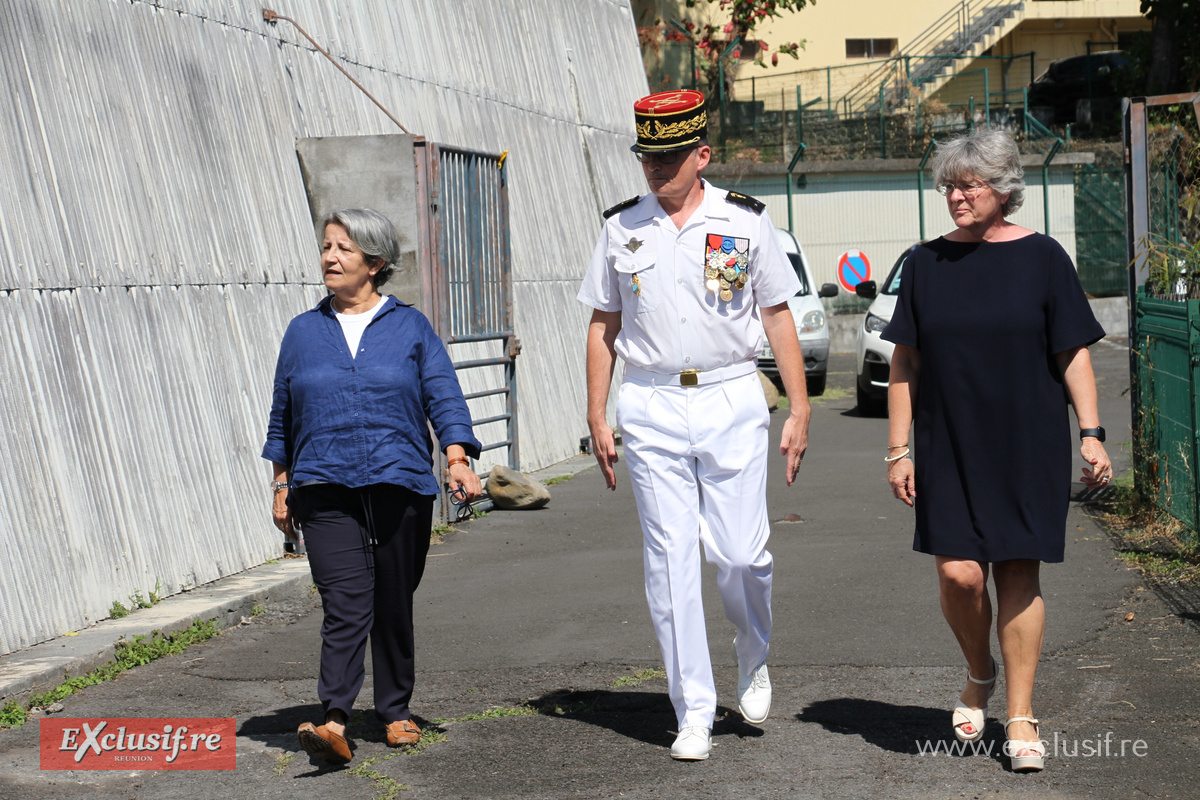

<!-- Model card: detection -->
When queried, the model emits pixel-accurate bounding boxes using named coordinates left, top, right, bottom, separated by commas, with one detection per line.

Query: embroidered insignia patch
left=704, top=234, right=749, bottom=301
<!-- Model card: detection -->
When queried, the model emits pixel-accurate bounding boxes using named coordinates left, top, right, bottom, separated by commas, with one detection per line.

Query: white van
left=759, top=228, right=839, bottom=395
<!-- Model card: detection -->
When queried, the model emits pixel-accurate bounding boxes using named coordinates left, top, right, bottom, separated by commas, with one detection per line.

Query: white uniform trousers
left=617, top=370, right=773, bottom=730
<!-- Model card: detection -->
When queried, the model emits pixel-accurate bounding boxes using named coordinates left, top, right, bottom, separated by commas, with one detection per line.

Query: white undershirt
left=334, top=295, right=387, bottom=359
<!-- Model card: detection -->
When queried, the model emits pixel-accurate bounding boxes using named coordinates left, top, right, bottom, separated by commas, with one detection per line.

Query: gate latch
left=507, top=337, right=523, bottom=359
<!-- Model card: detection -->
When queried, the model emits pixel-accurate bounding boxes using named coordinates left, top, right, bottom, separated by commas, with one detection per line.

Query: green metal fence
left=1129, top=95, right=1200, bottom=541
left=1075, top=164, right=1126, bottom=297
left=1134, top=290, right=1200, bottom=537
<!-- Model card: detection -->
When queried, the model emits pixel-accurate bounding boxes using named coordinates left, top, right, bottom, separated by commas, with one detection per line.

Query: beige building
left=636, top=0, right=1148, bottom=112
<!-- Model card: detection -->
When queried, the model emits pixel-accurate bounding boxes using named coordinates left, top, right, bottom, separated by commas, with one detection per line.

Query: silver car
left=760, top=228, right=839, bottom=395
left=854, top=246, right=914, bottom=415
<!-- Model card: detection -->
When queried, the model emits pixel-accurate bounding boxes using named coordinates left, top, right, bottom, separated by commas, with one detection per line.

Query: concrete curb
left=0, top=559, right=313, bottom=703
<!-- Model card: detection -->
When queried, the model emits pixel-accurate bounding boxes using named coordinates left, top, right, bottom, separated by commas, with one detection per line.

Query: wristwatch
left=271, top=480, right=291, bottom=493
left=1079, top=427, right=1106, bottom=442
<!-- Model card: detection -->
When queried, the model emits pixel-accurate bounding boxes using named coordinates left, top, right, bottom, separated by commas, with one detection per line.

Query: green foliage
left=271, top=752, right=293, bottom=778
left=347, top=757, right=409, bottom=798
left=251, top=604, right=267, bottom=617
left=1093, top=471, right=1200, bottom=584
left=434, top=705, right=537, bottom=724
left=1140, top=234, right=1200, bottom=298
left=394, top=727, right=448, bottom=754
left=6, top=619, right=220, bottom=728
left=1130, top=0, right=1200, bottom=94
left=109, top=600, right=130, bottom=619
left=544, top=474, right=574, bottom=486
left=0, top=701, right=27, bottom=728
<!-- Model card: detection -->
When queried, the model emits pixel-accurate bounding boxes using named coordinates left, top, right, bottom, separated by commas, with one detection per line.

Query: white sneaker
left=669, top=726, right=711, bottom=760
left=737, top=661, right=772, bottom=724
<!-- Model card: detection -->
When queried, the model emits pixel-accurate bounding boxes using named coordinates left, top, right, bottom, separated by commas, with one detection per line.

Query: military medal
left=625, top=237, right=644, bottom=253
left=704, top=233, right=750, bottom=302
left=631, top=273, right=641, bottom=295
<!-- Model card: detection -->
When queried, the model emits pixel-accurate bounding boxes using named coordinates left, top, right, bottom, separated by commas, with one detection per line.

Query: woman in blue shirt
left=263, top=208, right=482, bottom=764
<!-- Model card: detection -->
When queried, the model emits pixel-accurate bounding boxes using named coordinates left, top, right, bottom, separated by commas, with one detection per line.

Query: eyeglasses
left=936, top=181, right=991, bottom=197
left=448, top=484, right=476, bottom=522
left=634, top=147, right=696, bottom=165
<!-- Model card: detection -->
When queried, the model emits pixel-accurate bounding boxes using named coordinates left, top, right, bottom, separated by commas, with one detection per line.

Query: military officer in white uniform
left=578, top=90, right=811, bottom=761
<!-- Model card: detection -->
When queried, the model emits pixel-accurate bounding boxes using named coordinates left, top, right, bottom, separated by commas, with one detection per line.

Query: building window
left=846, top=38, right=898, bottom=58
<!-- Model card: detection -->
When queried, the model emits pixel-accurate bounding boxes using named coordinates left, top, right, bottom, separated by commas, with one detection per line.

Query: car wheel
left=856, top=382, right=886, bottom=417
left=806, top=372, right=826, bottom=396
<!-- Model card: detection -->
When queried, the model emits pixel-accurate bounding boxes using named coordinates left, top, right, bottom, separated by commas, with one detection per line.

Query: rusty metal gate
left=416, top=142, right=518, bottom=520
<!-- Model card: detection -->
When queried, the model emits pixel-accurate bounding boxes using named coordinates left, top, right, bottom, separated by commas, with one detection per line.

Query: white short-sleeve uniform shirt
left=577, top=180, right=799, bottom=374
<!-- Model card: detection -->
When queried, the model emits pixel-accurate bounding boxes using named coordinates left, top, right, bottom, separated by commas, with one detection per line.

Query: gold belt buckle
left=679, top=368, right=700, bottom=387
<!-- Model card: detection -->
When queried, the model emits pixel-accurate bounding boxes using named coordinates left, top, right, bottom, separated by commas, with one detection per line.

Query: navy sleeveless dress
left=881, top=234, right=1105, bottom=563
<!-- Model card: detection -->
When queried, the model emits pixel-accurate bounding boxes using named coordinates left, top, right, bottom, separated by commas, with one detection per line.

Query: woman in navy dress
left=882, top=129, right=1111, bottom=772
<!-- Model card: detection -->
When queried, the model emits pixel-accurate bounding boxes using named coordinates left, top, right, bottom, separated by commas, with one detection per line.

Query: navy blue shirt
left=262, top=295, right=481, bottom=496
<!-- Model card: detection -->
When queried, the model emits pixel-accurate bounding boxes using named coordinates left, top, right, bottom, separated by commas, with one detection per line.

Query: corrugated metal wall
left=0, top=0, right=646, bottom=654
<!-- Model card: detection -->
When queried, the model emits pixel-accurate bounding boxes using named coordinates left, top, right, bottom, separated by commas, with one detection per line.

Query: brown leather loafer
left=385, top=718, right=421, bottom=747
left=297, top=722, right=352, bottom=763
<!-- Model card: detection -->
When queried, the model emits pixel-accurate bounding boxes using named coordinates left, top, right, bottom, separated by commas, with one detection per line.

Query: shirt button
left=677, top=278, right=683, bottom=284
left=680, top=317, right=686, bottom=323
left=685, top=356, right=692, bottom=363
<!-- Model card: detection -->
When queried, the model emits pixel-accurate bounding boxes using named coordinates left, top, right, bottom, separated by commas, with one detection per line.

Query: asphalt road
left=2, top=342, right=1198, bottom=800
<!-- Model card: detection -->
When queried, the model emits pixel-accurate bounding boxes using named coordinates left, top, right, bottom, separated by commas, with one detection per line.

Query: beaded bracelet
left=883, top=448, right=911, bottom=462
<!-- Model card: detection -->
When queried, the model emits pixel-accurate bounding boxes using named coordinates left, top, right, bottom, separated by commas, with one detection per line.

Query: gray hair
left=320, top=208, right=400, bottom=287
left=930, top=129, right=1025, bottom=216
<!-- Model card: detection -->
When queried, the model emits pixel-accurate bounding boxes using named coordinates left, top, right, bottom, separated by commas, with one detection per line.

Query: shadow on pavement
left=796, top=697, right=1005, bottom=760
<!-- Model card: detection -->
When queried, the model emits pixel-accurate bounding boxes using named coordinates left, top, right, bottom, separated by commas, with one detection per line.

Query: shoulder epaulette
left=726, top=191, right=765, bottom=215
left=602, top=196, right=641, bottom=219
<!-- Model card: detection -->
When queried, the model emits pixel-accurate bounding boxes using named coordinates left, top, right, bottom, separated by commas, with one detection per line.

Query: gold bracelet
left=887, top=443, right=908, bottom=450
left=448, top=456, right=470, bottom=468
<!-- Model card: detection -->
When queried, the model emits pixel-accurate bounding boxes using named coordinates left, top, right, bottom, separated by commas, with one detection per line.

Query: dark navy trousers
left=292, top=483, right=433, bottom=723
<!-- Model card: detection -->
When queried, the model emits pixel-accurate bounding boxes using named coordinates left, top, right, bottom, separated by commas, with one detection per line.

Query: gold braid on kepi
left=631, top=90, right=708, bottom=153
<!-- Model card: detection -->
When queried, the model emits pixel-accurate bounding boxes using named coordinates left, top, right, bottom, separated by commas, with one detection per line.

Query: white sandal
left=951, top=657, right=997, bottom=744
left=1004, top=716, right=1046, bottom=771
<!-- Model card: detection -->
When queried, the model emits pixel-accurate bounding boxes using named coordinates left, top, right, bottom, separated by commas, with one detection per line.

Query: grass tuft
left=1090, top=473, right=1200, bottom=585
left=0, top=618, right=219, bottom=729
left=347, top=756, right=409, bottom=798
left=613, top=667, right=666, bottom=687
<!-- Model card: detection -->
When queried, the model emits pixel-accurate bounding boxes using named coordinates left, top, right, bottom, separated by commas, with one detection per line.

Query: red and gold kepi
left=632, top=90, right=707, bottom=153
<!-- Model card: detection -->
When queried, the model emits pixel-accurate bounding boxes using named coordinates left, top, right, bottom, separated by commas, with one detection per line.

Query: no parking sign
left=836, top=249, right=871, bottom=292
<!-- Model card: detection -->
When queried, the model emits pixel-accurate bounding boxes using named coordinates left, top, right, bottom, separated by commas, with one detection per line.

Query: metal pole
left=984, top=67, right=990, bottom=124
left=918, top=138, right=937, bottom=241
left=1123, top=97, right=1145, bottom=495
left=781, top=88, right=787, bottom=162
left=262, top=8, right=410, bottom=133
left=796, top=85, right=804, bottom=158
left=786, top=144, right=806, bottom=232
left=968, top=96, right=975, bottom=132
left=1042, top=138, right=1061, bottom=234
left=1023, top=86, right=1030, bottom=136
left=879, top=82, right=887, bottom=159
left=827, top=67, right=832, bottom=120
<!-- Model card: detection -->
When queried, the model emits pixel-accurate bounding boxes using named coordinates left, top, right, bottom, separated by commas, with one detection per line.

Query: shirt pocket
left=613, top=253, right=660, bottom=314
